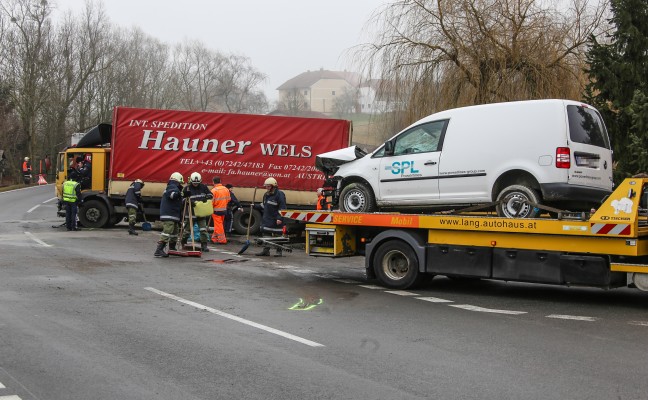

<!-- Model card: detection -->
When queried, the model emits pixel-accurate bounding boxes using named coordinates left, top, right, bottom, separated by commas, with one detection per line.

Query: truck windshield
left=567, top=105, right=611, bottom=149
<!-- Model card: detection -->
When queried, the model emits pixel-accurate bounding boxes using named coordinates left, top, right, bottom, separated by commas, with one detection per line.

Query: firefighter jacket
left=258, top=188, right=287, bottom=230
left=160, top=180, right=183, bottom=222
left=125, top=181, right=144, bottom=209
left=211, top=184, right=230, bottom=215
left=22, top=161, right=31, bottom=174
left=62, top=179, right=82, bottom=204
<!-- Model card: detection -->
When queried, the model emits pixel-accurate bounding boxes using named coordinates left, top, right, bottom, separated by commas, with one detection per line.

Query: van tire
left=496, top=185, right=540, bottom=218
left=340, top=183, right=376, bottom=213
left=233, top=208, right=262, bottom=235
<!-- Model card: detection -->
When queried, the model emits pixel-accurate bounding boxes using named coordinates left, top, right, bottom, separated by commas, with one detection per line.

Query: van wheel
left=340, top=183, right=376, bottom=213
left=373, top=240, right=421, bottom=289
left=233, top=208, right=262, bottom=235
left=496, top=185, right=540, bottom=218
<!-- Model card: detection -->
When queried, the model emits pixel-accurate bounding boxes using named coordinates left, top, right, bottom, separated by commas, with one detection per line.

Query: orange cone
left=37, top=174, right=47, bottom=185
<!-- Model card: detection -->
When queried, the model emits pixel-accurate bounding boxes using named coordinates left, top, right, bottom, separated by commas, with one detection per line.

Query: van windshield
left=567, top=105, right=611, bottom=149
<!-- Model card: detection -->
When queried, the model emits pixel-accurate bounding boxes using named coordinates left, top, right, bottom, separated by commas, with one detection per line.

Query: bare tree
left=217, top=53, right=268, bottom=113
left=333, top=86, right=359, bottom=117
left=360, top=0, right=609, bottom=125
left=276, top=88, right=308, bottom=116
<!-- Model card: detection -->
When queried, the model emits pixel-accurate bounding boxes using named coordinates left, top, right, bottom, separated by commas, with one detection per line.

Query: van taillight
left=556, top=147, right=571, bottom=169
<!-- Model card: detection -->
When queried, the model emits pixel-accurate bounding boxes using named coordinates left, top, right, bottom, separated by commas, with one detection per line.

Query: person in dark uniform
left=255, top=177, right=287, bottom=257
left=224, top=183, right=242, bottom=235
left=154, top=172, right=184, bottom=258
left=125, top=179, right=145, bottom=235
left=76, top=155, right=92, bottom=190
left=182, top=172, right=213, bottom=252
left=62, top=170, right=83, bottom=231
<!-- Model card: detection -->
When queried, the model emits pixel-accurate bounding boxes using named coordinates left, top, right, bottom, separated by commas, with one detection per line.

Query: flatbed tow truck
left=280, top=178, right=648, bottom=291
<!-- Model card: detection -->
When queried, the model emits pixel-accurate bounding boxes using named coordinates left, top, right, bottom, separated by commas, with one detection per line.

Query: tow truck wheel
left=340, top=182, right=376, bottom=213
left=78, top=199, right=109, bottom=228
left=496, top=184, right=540, bottom=218
left=632, top=273, right=648, bottom=291
left=373, top=240, right=421, bottom=289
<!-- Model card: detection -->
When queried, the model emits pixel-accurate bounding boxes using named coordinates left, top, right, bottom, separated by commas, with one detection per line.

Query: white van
left=316, top=99, right=613, bottom=218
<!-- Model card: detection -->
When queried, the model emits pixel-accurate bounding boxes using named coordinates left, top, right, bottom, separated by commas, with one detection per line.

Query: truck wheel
left=233, top=208, right=262, bottom=235
left=78, top=199, right=109, bottom=228
left=373, top=240, right=421, bottom=289
left=496, top=185, right=540, bottom=218
left=340, top=182, right=376, bottom=213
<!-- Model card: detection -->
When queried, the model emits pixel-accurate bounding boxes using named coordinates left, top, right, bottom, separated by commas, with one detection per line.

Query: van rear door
left=565, top=104, right=613, bottom=191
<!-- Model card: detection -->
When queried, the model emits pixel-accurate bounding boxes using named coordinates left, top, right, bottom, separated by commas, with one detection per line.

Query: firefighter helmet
left=134, top=179, right=143, bottom=184
left=264, top=177, right=277, bottom=187
left=170, top=172, right=184, bottom=183
left=24, top=157, right=29, bottom=161
left=190, top=172, right=202, bottom=184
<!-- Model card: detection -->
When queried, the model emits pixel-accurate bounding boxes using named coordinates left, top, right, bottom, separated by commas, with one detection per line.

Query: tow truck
left=280, top=178, right=648, bottom=291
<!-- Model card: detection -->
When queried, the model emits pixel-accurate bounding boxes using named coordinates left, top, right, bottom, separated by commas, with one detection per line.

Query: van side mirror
left=384, top=140, right=394, bottom=156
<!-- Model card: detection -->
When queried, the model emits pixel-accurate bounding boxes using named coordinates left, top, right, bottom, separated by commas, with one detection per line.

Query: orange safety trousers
left=211, top=214, right=226, bottom=243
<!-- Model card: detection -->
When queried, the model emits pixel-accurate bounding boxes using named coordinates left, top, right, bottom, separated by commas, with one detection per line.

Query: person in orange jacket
left=316, top=188, right=330, bottom=210
left=22, top=157, right=32, bottom=184
left=210, top=176, right=230, bottom=244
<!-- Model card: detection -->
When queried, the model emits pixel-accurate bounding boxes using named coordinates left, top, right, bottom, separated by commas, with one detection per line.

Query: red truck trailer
left=55, top=107, right=352, bottom=233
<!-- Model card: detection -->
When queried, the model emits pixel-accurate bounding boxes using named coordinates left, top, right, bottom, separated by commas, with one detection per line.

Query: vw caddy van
left=316, top=99, right=613, bottom=218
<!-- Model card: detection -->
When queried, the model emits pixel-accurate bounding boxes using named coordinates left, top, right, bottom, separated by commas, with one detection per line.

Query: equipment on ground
left=168, top=199, right=201, bottom=257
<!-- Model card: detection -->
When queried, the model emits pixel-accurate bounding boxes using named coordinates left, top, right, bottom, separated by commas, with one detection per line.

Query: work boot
left=128, top=223, right=138, bottom=235
left=201, top=242, right=210, bottom=252
left=255, top=247, right=271, bottom=256
left=168, top=241, right=177, bottom=251
left=274, top=249, right=283, bottom=257
left=154, top=242, right=169, bottom=258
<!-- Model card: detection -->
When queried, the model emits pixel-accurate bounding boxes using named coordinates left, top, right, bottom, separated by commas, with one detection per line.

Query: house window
left=332, top=91, right=336, bottom=95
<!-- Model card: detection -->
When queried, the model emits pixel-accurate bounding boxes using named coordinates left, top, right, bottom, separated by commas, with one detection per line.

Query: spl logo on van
left=388, top=161, right=419, bottom=175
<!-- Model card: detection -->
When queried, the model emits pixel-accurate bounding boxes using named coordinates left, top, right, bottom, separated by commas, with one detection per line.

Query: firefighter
left=181, top=172, right=213, bottom=252
left=210, top=176, right=230, bottom=244
left=154, top=172, right=184, bottom=258
left=62, top=170, right=82, bottom=231
left=255, top=177, right=287, bottom=257
left=22, top=157, right=32, bottom=184
left=125, top=179, right=145, bottom=235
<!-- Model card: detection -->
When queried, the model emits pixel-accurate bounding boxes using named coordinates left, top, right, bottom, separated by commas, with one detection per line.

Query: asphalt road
left=1, top=185, right=647, bottom=400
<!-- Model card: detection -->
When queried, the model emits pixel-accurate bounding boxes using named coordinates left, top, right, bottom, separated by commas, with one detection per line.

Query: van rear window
left=567, top=105, right=611, bottom=149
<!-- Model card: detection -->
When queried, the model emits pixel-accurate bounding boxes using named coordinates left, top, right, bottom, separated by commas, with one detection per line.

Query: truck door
left=377, top=120, right=448, bottom=203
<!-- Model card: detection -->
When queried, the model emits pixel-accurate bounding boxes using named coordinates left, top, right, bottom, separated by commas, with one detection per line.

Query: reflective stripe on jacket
left=211, top=184, right=230, bottom=212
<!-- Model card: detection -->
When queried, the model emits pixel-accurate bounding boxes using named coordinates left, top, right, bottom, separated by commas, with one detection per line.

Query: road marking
left=24, top=232, right=51, bottom=247
left=385, top=290, right=420, bottom=296
left=546, top=314, right=597, bottom=322
left=0, top=382, right=5, bottom=388
left=416, top=296, right=454, bottom=303
left=629, top=321, right=648, bottom=327
left=450, top=304, right=527, bottom=315
left=316, top=274, right=337, bottom=279
left=26, top=205, right=40, bottom=213
left=358, top=285, right=385, bottom=290
left=0, top=396, right=22, bottom=400
left=332, top=279, right=361, bottom=284
left=292, top=269, right=315, bottom=274
left=43, top=197, right=58, bottom=203
left=145, top=287, right=324, bottom=347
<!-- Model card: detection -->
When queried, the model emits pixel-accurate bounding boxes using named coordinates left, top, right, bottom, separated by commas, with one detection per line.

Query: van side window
left=567, top=105, right=611, bottom=149
left=393, top=120, right=447, bottom=156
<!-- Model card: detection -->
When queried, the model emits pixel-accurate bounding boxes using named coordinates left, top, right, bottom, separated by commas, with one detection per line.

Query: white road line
left=26, top=205, right=40, bottom=213
left=24, top=232, right=51, bottom=247
left=0, top=396, right=22, bottom=400
left=292, top=269, right=315, bottom=274
left=384, top=290, right=420, bottom=296
left=332, top=279, right=361, bottom=284
left=145, top=287, right=324, bottom=348
left=416, top=296, right=454, bottom=303
left=546, top=314, right=597, bottom=322
left=358, top=285, right=385, bottom=290
left=0, top=381, right=5, bottom=388
left=450, top=304, right=527, bottom=315
left=316, top=274, right=337, bottom=279
left=629, top=321, right=648, bottom=327
left=43, top=197, right=58, bottom=203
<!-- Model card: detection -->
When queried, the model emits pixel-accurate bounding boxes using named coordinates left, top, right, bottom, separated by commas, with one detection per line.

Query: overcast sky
left=52, top=0, right=388, bottom=102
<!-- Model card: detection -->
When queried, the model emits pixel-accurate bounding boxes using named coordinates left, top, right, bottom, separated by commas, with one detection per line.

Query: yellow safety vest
left=63, top=180, right=79, bottom=203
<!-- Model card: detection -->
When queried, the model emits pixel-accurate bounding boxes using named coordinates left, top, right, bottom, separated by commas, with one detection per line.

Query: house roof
left=277, top=69, right=362, bottom=90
